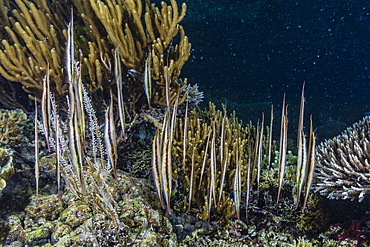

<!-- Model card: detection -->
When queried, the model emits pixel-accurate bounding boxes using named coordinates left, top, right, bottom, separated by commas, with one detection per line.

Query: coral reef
left=0, top=109, right=29, bottom=147
left=1, top=0, right=368, bottom=246
left=0, top=105, right=367, bottom=246
left=313, top=116, right=370, bottom=202
left=0, top=109, right=27, bottom=197
left=0, top=148, right=14, bottom=197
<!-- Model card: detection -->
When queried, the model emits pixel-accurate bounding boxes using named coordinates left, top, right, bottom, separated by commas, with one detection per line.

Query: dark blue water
left=182, top=0, right=370, bottom=132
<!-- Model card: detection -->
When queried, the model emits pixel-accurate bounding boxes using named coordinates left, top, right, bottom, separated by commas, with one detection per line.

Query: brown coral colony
left=0, top=0, right=190, bottom=111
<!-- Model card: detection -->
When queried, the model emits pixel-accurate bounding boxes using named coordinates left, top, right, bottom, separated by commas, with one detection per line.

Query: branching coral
left=313, top=116, right=370, bottom=202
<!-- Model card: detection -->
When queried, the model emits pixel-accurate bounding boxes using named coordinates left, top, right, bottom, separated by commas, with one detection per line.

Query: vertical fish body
left=144, top=55, right=152, bottom=108
left=152, top=131, right=165, bottom=209
left=217, top=106, right=227, bottom=206
left=277, top=96, right=288, bottom=203
left=34, top=99, right=39, bottom=203
left=161, top=118, right=170, bottom=212
left=182, top=99, right=188, bottom=172
left=66, top=12, right=74, bottom=84
left=294, top=83, right=305, bottom=208
left=198, top=134, right=211, bottom=190
left=115, top=48, right=126, bottom=138
left=210, top=121, right=217, bottom=206
left=104, top=94, right=117, bottom=178
left=257, top=114, right=264, bottom=192
left=152, top=100, right=179, bottom=214
left=41, top=69, right=50, bottom=152
left=267, top=105, right=274, bottom=167
left=187, top=146, right=195, bottom=213
left=233, top=153, right=241, bottom=220
left=245, top=158, right=252, bottom=216
left=296, top=132, right=307, bottom=207
left=302, top=116, right=316, bottom=212
left=66, top=15, right=85, bottom=191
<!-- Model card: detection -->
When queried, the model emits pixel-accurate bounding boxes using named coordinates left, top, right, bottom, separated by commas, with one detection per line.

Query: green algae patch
left=26, top=226, right=51, bottom=241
